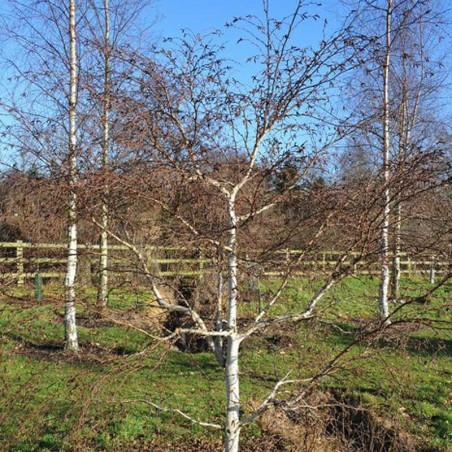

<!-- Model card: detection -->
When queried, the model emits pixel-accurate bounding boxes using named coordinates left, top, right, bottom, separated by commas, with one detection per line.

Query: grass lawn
left=0, top=276, right=450, bottom=450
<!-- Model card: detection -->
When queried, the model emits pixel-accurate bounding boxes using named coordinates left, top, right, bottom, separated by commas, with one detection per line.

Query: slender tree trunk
left=390, top=22, right=421, bottom=300
left=379, top=0, right=392, bottom=325
left=391, top=36, right=409, bottom=302
left=391, top=107, right=404, bottom=300
left=225, top=335, right=241, bottom=452
left=225, top=199, right=241, bottom=452
left=65, top=0, right=79, bottom=351
left=97, top=0, right=111, bottom=308
left=391, top=201, right=401, bottom=299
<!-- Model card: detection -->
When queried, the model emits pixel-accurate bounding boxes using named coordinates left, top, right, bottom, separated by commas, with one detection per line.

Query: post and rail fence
left=0, top=240, right=449, bottom=287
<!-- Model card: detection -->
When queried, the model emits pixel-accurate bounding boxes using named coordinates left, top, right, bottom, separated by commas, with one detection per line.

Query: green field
left=0, top=277, right=451, bottom=451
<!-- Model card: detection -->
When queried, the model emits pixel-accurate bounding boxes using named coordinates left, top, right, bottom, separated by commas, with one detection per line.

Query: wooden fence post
left=16, top=240, right=24, bottom=286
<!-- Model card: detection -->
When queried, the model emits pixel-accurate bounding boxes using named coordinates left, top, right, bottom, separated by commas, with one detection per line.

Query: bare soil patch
left=257, top=390, right=427, bottom=452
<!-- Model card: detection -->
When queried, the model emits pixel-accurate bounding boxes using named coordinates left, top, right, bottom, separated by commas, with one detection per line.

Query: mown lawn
left=0, top=276, right=450, bottom=450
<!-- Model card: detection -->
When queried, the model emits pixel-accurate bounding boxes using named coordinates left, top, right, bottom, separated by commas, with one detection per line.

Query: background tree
left=343, top=0, right=449, bottom=316
left=96, top=0, right=111, bottom=308
left=388, top=0, right=448, bottom=297
left=0, top=0, right=85, bottom=350
left=0, top=0, right=155, bottom=324
left=79, top=0, right=155, bottom=307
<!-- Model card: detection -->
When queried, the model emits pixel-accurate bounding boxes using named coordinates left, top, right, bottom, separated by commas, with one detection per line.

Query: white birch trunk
left=97, top=0, right=111, bottom=308
left=225, top=335, right=241, bottom=452
left=379, top=0, right=392, bottom=325
left=225, top=199, right=241, bottom=452
left=391, top=201, right=401, bottom=300
left=65, top=0, right=79, bottom=351
left=391, top=35, right=408, bottom=302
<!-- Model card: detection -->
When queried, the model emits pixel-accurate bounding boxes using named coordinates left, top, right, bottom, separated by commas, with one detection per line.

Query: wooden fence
left=0, top=240, right=207, bottom=286
left=0, top=240, right=449, bottom=286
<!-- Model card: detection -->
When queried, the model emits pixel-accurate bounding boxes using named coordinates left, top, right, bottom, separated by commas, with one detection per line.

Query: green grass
left=0, top=276, right=451, bottom=450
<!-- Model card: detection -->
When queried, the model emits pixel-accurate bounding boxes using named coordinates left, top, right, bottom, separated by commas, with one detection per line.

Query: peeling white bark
left=391, top=202, right=401, bottom=299
left=224, top=199, right=241, bottom=452
left=65, top=0, right=79, bottom=351
left=379, top=0, right=393, bottom=325
left=225, top=335, right=241, bottom=452
left=214, top=270, right=226, bottom=367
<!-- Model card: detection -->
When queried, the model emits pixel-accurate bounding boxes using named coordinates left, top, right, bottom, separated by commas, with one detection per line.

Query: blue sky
left=156, top=0, right=334, bottom=34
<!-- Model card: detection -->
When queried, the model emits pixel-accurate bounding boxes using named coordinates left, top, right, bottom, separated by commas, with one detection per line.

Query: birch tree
left=380, top=0, right=393, bottom=323
left=64, top=0, right=79, bottom=350
left=80, top=0, right=154, bottom=307
left=94, top=3, right=369, bottom=450
left=97, top=0, right=110, bottom=308
left=0, top=0, right=85, bottom=349
left=389, top=0, right=448, bottom=298
left=343, top=0, right=448, bottom=318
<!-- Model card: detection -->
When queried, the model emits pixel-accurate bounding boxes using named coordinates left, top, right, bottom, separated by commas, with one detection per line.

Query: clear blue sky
left=157, top=0, right=334, bottom=34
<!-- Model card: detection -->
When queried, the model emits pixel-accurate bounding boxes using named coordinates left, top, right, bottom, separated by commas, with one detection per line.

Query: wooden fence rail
left=0, top=240, right=449, bottom=286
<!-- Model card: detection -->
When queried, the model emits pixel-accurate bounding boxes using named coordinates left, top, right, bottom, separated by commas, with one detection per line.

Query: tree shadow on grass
left=316, top=319, right=452, bottom=359
left=15, top=340, right=138, bottom=365
left=360, top=330, right=452, bottom=358
left=405, top=336, right=452, bottom=358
